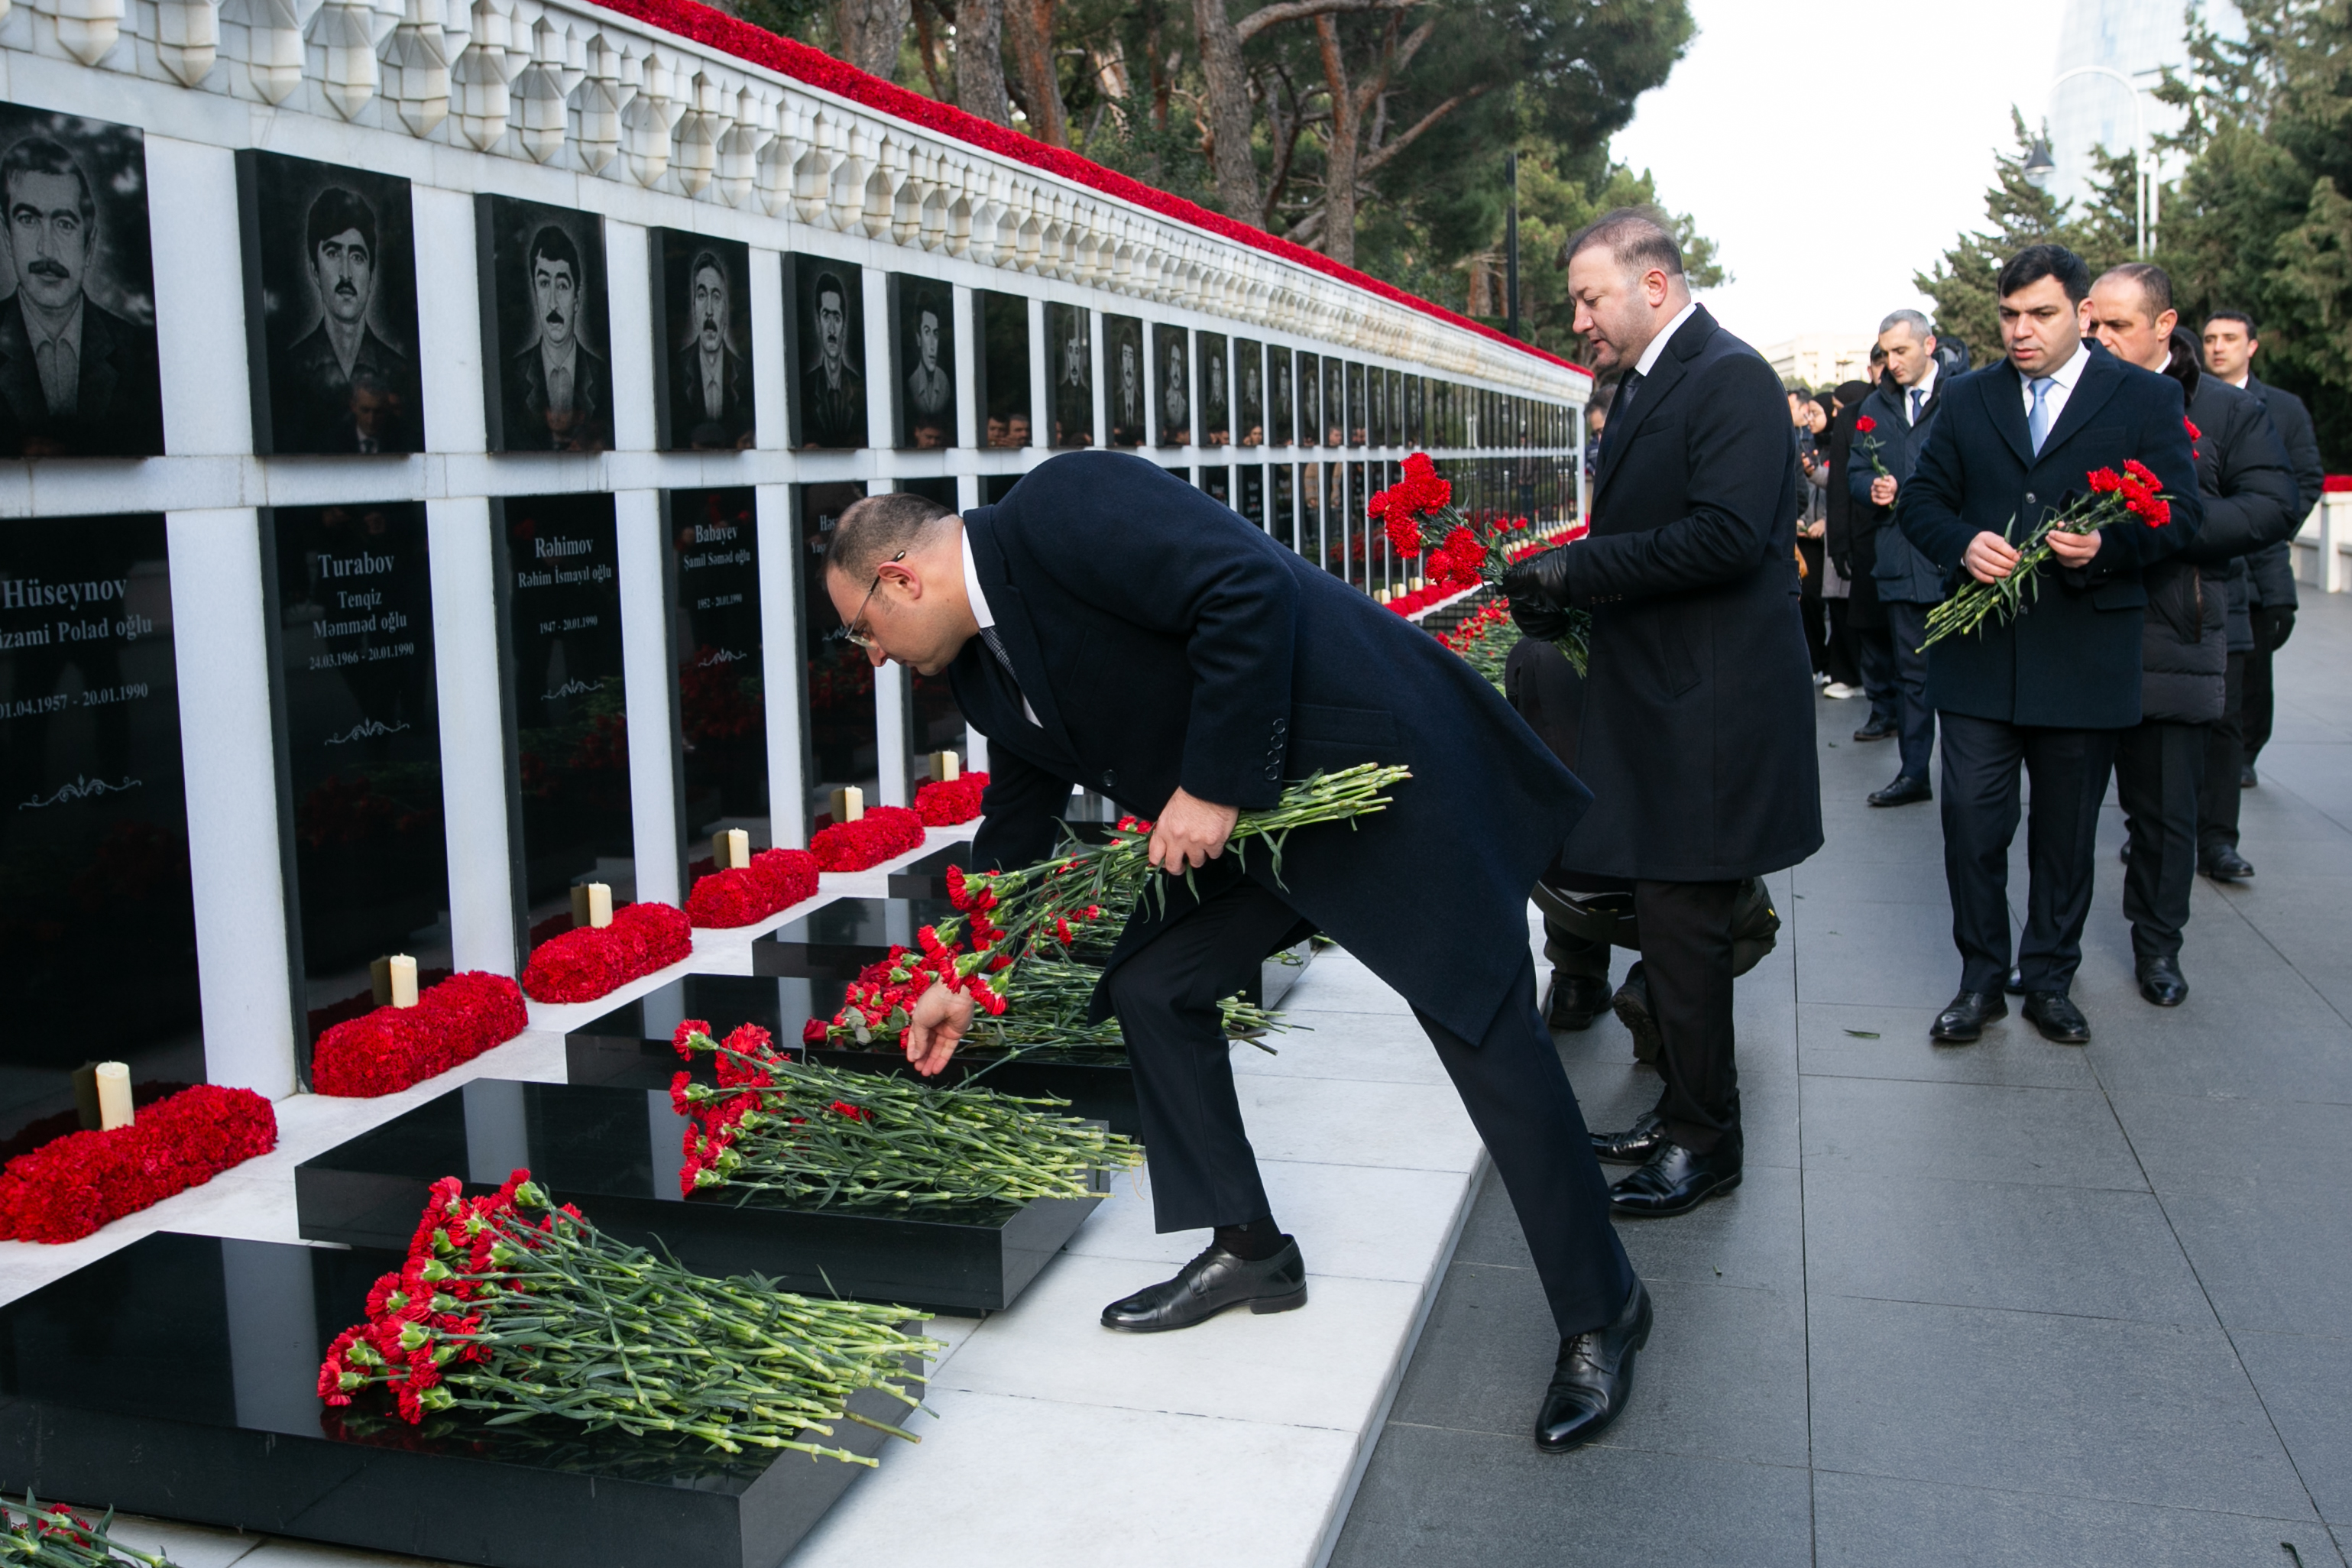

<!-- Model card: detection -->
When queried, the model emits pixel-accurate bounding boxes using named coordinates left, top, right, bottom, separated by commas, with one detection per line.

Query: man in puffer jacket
left=2083, top=266, right=2300, bottom=1006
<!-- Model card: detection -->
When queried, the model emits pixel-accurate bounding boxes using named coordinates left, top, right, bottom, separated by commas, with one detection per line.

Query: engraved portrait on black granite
left=478, top=197, right=611, bottom=454
left=1234, top=339, right=1262, bottom=448
left=1104, top=314, right=1142, bottom=448
left=890, top=274, right=955, bottom=450
left=787, top=254, right=867, bottom=451
left=654, top=231, right=753, bottom=452
left=1198, top=331, right=1229, bottom=446
left=1048, top=302, right=1091, bottom=448
left=0, top=106, right=162, bottom=459
left=1153, top=323, right=1189, bottom=447
left=1270, top=347, right=1292, bottom=448
left=240, top=151, right=424, bottom=456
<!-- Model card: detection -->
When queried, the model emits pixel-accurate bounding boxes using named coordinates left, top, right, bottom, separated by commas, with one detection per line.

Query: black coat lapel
left=1986, top=361, right=2034, bottom=468
left=2036, top=347, right=2127, bottom=464
left=964, top=513, right=1078, bottom=756
left=1596, top=305, right=1710, bottom=501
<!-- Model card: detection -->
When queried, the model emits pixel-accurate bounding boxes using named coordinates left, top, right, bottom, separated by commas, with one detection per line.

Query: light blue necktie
left=1910, top=387, right=1925, bottom=426
left=2027, top=377, right=2056, bottom=455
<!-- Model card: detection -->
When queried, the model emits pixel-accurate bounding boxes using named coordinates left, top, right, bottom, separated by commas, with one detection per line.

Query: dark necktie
left=1600, top=370, right=1643, bottom=467
left=1910, top=387, right=1925, bottom=426
left=978, top=623, right=1016, bottom=676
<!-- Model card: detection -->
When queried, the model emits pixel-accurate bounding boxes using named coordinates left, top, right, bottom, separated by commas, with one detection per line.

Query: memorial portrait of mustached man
left=478, top=194, right=612, bottom=454
left=0, top=103, right=163, bottom=458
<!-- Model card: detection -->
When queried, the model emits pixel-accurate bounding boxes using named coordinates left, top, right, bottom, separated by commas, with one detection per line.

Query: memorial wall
left=0, top=0, right=1589, bottom=1119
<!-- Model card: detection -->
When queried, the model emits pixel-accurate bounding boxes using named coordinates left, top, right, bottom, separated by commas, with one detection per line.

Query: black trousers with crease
left=2199, top=651, right=2248, bottom=855
left=1631, top=879, right=1743, bottom=1155
left=1106, top=874, right=1634, bottom=1338
left=2114, top=718, right=2206, bottom=961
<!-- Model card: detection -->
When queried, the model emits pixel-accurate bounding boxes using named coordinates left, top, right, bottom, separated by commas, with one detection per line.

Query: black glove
left=1502, top=546, right=1579, bottom=643
left=1832, top=552, right=1853, bottom=579
left=2260, top=606, right=2295, bottom=651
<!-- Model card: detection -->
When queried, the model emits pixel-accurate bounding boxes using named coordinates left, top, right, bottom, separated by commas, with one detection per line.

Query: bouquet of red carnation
left=1371, top=453, right=1592, bottom=673
left=312, top=972, right=529, bottom=1097
left=914, top=771, right=990, bottom=826
left=686, top=848, right=821, bottom=928
left=0, top=1084, right=277, bottom=1244
left=811, top=805, right=926, bottom=871
left=1438, top=601, right=1516, bottom=692
left=670, top=1021, right=1139, bottom=1206
left=317, top=1169, right=935, bottom=1461
left=1, top=1494, right=176, bottom=1566
left=1921, top=458, right=2177, bottom=649
left=522, top=902, right=692, bottom=1003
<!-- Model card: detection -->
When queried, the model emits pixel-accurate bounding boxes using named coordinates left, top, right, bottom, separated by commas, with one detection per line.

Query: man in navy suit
left=821, top=465, right=1647, bottom=1454
left=1897, top=245, right=2201, bottom=1045
left=1503, top=210, right=1821, bottom=1221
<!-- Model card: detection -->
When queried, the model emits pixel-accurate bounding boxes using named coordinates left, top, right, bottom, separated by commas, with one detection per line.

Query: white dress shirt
left=2019, top=339, right=2091, bottom=430
left=1903, top=360, right=1939, bottom=426
left=961, top=523, right=1040, bottom=727
left=1634, top=300, right=1699, bottom=380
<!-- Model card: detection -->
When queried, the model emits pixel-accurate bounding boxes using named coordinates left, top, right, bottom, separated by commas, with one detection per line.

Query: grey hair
left=1878, top=309, right=1933, bottom=339
left=823, top=492, right=957, bottom=582
left=1564, top=208, right=1685, bottom=280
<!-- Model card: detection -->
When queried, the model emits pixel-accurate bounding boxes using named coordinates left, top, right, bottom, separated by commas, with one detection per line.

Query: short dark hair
left=1997, top=243, right=2091, bottom=304
left=1564, top=208, right=1684, bottom=280
left=824, top=492, right=955, bottom=582
left=688, top=249, right=728, bottom=293
left=2099, top=261, right=2174, bottom=319
left=305, top=186, right=377, bottom=259
left=0, top=138, right=94, bottom=233
left=528, top=223, right=582, bottom=283
left=2205, top=308, right=2258, bottom=339
left=815, top=271, right=847, bottom=309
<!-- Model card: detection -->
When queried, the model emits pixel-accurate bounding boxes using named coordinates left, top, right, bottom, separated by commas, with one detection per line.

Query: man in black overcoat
left=821, top=462, right=1648, bottom=1454
left=1897, top=245, right=2201, bottom=1045
left=1503, top=210, right=1822, bottom=1220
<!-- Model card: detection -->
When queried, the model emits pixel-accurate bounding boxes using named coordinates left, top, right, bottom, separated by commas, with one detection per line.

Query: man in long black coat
left=1898, top=245, right=2201, bottom=1045
left=819, top=459, right=1647, bottom=1454
left=1504, top=210, right=1822, bottom=1221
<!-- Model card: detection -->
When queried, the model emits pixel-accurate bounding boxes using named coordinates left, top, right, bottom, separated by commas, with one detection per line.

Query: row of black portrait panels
left=0, top=99, right=1579, bottom=460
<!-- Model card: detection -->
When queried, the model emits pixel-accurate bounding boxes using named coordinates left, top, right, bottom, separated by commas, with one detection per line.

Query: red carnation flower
left=2088, top=467, right=2124, bottom=494
left=1855, top=416, right=1876, bottom=433
left=2183, top=417, right=2201, bottom=441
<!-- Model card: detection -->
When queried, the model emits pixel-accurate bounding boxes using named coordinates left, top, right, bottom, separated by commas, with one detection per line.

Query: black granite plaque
left=1233, top=339, right=1263, bottom=448
left=1386, top=369, right=1405, bottom=446
left=295, top=1080, right=1102, bottom=1313
left=1297, top=351, right=1320, bottom=449
left=1340, top=360, right=1361, bottom=446
left=1202, top=464, right=1231, bottom=507
left=1270, top=346, right=1294, bottom=448
left=0, top=513, right=199, bottom=1155
left=975, top=290, right=1030, bottom=449
left=1197, top=332, right=1229, bottom=446
left=0, top=1231, right=897, bottom=1568
left=888, top=273, right=955, bottom=450
left=238, top=151, right=423, bottom=456
left=795, top=483, right=876, bottom=824
left=670, top=488, right=765, bottom=877
left=477, top=196, right=612, bottom=454
left=752, top=896, right=959, bottom=980
left=1272, top=463, right=1297, bottom=552
left=266, top=502, right=450, bottom=1051
left=982, top=472, right=1021, bottom=504
left=652, top=231, right=753, bottom=452
left=0, top=104, right=164, bottom=458
left=495, top=494, right=630, bottom=941
left=1152, top=323, right=1190, bottom=448
left=1045, top=302, right=1091, bottom=448
left=1103, top=313, right=1143, bottom=448
left=1239, top=464, right=1265, bottom=530
left=786, top=252, right=866, bottom=450
left=1404, top=373, right=1424, bottom=446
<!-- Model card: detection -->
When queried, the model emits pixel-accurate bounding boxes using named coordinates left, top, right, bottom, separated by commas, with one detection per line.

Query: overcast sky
left=1610, top=0, right=2059, bottom=348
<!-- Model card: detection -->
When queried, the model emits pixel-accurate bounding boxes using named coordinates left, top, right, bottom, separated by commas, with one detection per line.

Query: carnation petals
left=312, top=973, right=530, bottom=1097
left=0, top=1084, right=277, bottom=1243
left=522, top=902, right=695, bottom=1004
left=686, top=849, right=821, bottom=928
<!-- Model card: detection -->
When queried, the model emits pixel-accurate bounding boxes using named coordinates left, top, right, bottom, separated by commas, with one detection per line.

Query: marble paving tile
left=1232, top=1073, right=1484, bottom=1174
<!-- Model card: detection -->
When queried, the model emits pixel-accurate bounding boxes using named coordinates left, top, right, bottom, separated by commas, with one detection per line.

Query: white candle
left=587, top=882, right=614, bottom=928
left=831, top=786, right=864, bottom=823
left=571, top=885, right=592, bottom=928
left=931, top=750, right=960, bottom=782
left=714, top=828, right=749, bottom=870
left=95, top=1062, right=133, bottom=1131
left=388, top=953, right=419, bottom=1008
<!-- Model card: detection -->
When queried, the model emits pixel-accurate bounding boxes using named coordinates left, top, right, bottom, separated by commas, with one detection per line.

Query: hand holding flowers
left=1923, top=457, right=2176, bottom=649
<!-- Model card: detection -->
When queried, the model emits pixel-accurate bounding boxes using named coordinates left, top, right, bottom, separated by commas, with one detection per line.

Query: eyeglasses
left=829, top=550, right=907, bottom=652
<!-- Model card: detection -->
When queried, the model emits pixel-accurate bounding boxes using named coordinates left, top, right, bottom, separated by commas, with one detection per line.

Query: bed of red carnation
left=810, top=804, right=928, bottom=871
left=915, top=772, right=989, bottom=826
left=686, top=847, right=821, bottom=928
left=311, top=972, right=531, bottom=1097
left=523, top=902, right=694, bottom=1003
left=0, top=1084, right=277, bottom=1244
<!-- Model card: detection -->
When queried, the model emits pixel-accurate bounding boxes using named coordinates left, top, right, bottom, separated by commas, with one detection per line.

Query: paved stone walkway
left=1336, top=594, right=2352, bottom=1568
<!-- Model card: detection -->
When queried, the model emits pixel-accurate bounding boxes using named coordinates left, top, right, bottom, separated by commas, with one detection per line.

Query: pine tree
left=1916, top=111, right=2093, bottom=368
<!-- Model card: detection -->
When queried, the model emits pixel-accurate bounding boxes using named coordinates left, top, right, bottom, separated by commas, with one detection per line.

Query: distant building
left=2044, top=0, right=2241, bottom=209
left=1762, top=334, right=1875, bottom=391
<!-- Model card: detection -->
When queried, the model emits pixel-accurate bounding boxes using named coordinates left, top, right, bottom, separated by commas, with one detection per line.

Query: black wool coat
left=1529, top=305, right=1822, bottom=883
left=2242, top=374, right=2322, bottom=612
left=1897, top=344, right=2203, bottom=730
left=954, top=451, right=1592, bottom=1046
left=1847, top=376, right=1950, bottom=605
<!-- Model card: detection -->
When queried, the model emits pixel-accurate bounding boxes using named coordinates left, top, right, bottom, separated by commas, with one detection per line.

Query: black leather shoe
left=1853, top=720, right=1896, bottom=742
left=1932, top=990, right=2007, bottom=1042
left=2240, top=763, right=2256, bottom=789
left=2022, top=990, right=2091, bottom=1044
left=1534, top=1277, right=1652, bottom=1453
left=1545, top=972, right=1614, bottom=1032
left=1609, top=1138, right=1742, bottom=1218
left=1100, top=1239, right=1307, bottom=1332
left=2201, top=847, right=2256, bottom=881
left=1591, top=1110, right=1665, bottom=1165
left=2136, top=954, right=2188, bottom=1007
left=1868, top=776, right=1932, bottom=807
left=1612, top=964, right=1661, bottom=1065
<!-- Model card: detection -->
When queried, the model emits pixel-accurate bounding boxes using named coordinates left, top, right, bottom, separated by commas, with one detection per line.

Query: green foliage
left=1916, top=111, right=2104, bottom=370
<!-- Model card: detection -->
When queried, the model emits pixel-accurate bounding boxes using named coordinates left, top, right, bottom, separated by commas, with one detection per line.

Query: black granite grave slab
left=751, top=896, right=960, bottom=979
left=296, top=1079, right=1100, bottom=1314
left=0, top=1231, right=899, bottom=1568
left=886, top=841, right=974, bottom=902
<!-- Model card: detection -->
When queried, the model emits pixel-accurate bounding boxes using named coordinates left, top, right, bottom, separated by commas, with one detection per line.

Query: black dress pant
left=1938, top=711, right=2120, bottom=994
left=1633, top=878, right=1742, bottom=1155
left=2114, top=719, right=2207, bottom=961
left=2199, top=651, right=2248, bottom=856
left=1822, top=598, right=1861, bottom=688
left=1107, top=875, right=1634, bottom=1338
left=2243, top=607, right=2291, bottom=763
left=1881, top=600, right=1939, bottom=786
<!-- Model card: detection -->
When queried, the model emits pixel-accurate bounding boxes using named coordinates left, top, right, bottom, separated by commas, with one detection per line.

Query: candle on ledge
left=930, top=750, right=960, bottom=783
left=94, top=1061, right=133, bottom=1131
left=586, top=883, right=614, bottom=928
left=714, top=828, right=750, bottom=870
left=571, top=885, right=592, bottom=928
left=831, top=786, right=865, bottom=823
left=369, top=955, right=393, bottom=1006
left=387, top=953, right=419, bottom=1009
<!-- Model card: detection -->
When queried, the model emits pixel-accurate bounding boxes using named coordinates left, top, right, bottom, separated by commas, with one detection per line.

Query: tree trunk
left=1003, top=0, right=1068, bottom=145
left=835, top=0, right=911, bottom=81
left=1194, top=0, right=1262, bottom=220
left=1314, top=12, right=1357, bottom=265
left=955, top=0, right=1010, bottom=124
